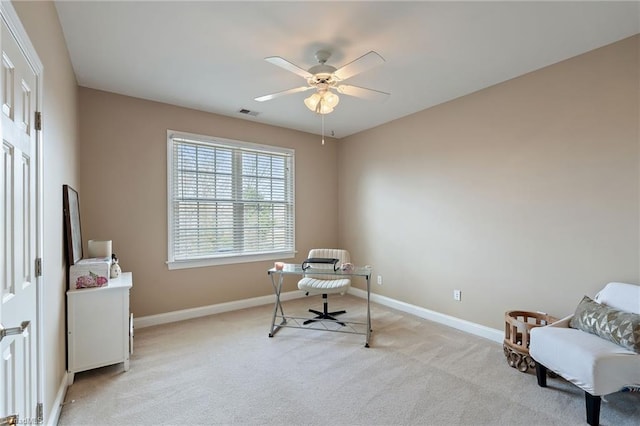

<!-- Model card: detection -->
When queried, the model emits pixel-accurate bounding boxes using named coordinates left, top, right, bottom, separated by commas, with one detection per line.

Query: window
left=167, top=130, right=295, bottom=269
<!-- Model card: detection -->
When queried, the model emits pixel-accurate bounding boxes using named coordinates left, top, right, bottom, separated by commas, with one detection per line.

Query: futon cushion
left=569, top=295, right=640, bottom=354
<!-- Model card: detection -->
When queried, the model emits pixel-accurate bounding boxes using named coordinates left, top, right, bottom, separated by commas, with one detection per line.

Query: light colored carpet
left=58, top=295, right=639, bottom=425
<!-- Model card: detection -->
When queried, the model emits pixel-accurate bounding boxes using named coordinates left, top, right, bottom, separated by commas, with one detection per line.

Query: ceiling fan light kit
left=304, top=90, right=339, bottom=114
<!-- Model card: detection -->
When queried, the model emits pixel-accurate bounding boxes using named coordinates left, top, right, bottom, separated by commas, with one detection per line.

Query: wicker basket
left=503, top=310, right=557, bottom=372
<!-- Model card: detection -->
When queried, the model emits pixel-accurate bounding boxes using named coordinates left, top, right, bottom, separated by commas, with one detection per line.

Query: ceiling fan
left=255, top=50, right=390, bottom=114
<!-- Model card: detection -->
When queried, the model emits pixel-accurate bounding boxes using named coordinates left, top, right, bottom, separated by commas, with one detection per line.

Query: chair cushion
left=298, top=277, right=351, bottom=295
left=530, top=325, right=640, bottom=395
left=570, top=295, right=640, bottom=353
left=595, top=282, right=640, bottom=314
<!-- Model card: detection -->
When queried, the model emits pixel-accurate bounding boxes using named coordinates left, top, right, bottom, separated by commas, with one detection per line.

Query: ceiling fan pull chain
left=321, top=112, right=325, bottom=145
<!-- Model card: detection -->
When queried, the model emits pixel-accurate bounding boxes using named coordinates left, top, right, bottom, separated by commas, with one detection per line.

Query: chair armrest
left=548, top=314, right=573, bottom=328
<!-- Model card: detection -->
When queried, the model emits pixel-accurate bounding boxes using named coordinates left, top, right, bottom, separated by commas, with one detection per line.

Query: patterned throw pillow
left=569, top=295, right=640, bottom=353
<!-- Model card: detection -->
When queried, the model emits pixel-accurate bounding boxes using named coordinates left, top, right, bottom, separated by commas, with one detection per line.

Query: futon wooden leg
left=585, top=392, right=601, bottom=426
left=535, top=362, right=547, bottom=387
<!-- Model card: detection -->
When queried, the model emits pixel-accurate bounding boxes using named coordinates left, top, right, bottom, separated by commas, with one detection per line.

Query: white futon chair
left=530, top=282, right=640, bottom=425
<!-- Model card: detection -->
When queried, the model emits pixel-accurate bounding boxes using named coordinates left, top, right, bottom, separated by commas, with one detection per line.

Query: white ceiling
left=54, top=1, right=640, bottom=139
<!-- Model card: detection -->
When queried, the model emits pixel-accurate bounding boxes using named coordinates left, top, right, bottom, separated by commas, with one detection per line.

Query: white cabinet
left=67, top=272, right=132, bottom=384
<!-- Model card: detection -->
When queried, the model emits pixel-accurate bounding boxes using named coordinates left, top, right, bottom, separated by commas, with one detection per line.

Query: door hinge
left=36, top=402, right=43, bottom=423
left=35, top=111, right=42, bottom=131
left=35, top=258, right=42, bottom=277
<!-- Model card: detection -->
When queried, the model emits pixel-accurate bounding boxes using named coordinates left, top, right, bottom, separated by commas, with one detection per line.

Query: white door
left=0, top=14, right=39, bottom=425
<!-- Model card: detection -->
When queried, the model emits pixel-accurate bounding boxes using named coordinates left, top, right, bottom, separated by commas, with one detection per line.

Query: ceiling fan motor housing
left=308, top=50, right=338, bottom=82
left=308, top=64, right=337, bottom=76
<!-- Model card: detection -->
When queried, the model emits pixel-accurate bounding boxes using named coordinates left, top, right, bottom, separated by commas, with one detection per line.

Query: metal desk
left=267, top=264, right=373, bottom=347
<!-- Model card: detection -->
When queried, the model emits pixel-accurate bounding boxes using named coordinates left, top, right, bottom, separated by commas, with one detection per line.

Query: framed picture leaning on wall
left=63, top=184, right=83, bottom=265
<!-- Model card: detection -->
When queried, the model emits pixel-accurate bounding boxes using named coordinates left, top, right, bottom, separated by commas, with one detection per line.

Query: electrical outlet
left=453, top=289, right=461, bottom=301
left=377, top=275, right=383, bottom=285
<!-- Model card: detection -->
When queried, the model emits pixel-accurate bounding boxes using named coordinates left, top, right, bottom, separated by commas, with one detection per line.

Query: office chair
left=298, top=249, right=351, bottom=326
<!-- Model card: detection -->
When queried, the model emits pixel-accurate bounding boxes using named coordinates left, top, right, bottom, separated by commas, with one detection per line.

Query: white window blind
left=167, top=131, right=295, bottom=268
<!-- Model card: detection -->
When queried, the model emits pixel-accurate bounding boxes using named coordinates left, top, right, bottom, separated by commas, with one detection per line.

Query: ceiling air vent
left=238, top=108, right=259, bottom=117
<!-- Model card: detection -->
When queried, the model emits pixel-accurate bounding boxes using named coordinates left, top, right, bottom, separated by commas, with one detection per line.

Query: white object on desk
left=66, top=272, right=133, bottom=384
left=87, top=239, right=112, bottom=258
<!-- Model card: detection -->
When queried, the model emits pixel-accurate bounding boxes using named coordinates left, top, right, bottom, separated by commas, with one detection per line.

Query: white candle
left=87, top=240, right=112, bottom=258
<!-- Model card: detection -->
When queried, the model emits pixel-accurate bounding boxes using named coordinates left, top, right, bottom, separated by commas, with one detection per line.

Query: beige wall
left=339, top=35, right=640, bottom=330
left=78, top=89, right=338, bottom=317
left=12, top=0, right=80, bottom=422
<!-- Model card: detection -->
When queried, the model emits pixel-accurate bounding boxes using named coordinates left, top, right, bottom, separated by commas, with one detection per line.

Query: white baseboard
left=347, top=287, right=503, bottom=343
left=135, top=287, right=503, bottom=344
left=134, top=290, right=307, bottom=329
left=45, top=372, right=68, bottom=426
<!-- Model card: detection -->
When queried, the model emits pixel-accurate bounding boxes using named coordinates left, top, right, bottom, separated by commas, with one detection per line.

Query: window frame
left=166, top=130, right=295, bottom=270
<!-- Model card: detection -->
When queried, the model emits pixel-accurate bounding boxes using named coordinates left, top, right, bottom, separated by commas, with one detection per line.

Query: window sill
left=166, top=251, right=296, bottom=270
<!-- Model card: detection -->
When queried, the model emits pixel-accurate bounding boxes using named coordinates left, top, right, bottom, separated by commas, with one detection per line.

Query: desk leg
left=365, top=274, right=371, bottom=348
left=269, top=272, right=287, bottom=337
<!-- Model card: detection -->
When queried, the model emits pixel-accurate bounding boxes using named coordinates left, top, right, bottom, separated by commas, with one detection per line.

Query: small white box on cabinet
left=69, top=257, right=110, bottom=290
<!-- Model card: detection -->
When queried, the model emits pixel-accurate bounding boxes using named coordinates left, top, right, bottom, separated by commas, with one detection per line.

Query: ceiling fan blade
left=265, top=56, right=312, bottom=79
left=254, top=86, right=313, bottom=102
left=333, top=51, right=385, bottom=81
left=336, top=84, right=390, bottom=101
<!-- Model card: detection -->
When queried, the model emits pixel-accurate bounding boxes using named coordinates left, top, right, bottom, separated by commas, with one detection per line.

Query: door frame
left=0, top=0, right=44, bottom=420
